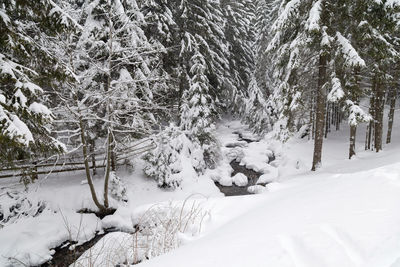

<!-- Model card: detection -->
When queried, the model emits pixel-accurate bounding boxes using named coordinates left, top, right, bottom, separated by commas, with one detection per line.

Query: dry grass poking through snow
left=72, top=195, right=211, bottom=267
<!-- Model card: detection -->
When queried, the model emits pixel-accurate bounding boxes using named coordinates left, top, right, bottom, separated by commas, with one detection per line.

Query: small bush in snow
left=134, top=199, right=209, bottom=261
left=109, top=172, right=128, bottom=202
left=0, top=190, right=46, bottom=228
left=72, top=197, right=210, bottom=266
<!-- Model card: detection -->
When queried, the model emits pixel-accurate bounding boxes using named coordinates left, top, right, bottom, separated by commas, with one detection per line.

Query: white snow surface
left=3, top=117, right=400, bottom=267
left=138, top=163, right=400, bottom=267
left=0, top=210, right=101, bottom=266
left=135, top=117, right=400, bottom=267
left=0, top=157, right=221, bottom=266
left=232, top=173, right=248, bottom=187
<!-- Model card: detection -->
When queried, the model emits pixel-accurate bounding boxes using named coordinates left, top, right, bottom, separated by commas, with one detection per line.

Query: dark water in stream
left=215, top=131, right=275, bottom=196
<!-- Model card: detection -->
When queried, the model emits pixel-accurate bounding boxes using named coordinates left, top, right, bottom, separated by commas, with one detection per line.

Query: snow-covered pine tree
left=180, top=49, right=218, bottom=169
left=266, top=0, right=319, bottom=143
left=266, top=0, right=373, bottom=168
left=254, top=0, right=280, bottom=97
left=175, top=0, right=229, bottom=111
left=138, top=0, right=175, bottom=115
left=0, top=0, right=71, bottom=165
left=221, top=0, right=256, bottom=110
left=143, top=124, right=203, bottom=188
left=357, top=0, right=400, bottom=152
left=327, top=0, right=372, bottom=159
left=243, top=75, right=274, bottom=135
left=140, top=0, right=176, bottom=46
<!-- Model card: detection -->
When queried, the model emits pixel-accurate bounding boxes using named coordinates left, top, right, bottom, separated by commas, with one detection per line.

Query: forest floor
left=1, top=115, right=400, bottom=267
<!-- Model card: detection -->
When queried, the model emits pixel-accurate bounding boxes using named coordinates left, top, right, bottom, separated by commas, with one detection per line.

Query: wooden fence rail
left=0, top=140, right=156, bottom=179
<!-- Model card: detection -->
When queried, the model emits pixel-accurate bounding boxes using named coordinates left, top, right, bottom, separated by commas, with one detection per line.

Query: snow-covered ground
left=134, top=115, right=400, bottom=267
left=1, top=114, right=400, bottom=267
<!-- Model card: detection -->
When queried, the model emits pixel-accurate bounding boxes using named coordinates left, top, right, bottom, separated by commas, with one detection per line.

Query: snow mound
left=239, top=141, right=274, bottom=173
left=232, top=173, right=248, bottom=187
left=218, top=176, right=233, bottom=186
left=257, top=167, right=279, bottom=184
left=137, top=162, right=400, bottom=267
left=247, top=185, right=266, bottom=194
left=0, top=210, right=101, bottom=266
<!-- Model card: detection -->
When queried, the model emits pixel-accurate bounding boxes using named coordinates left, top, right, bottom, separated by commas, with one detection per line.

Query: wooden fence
left=0, top=139, right=156, bottom=179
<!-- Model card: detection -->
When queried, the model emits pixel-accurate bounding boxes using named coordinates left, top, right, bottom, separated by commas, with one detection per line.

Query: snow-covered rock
left=247, top=185, right=266, bottom=194
left=232, top=173, right=248, bottom=187
left=219, top=176, right=233, bottom=186
left=257, top=166, right=279, bottom=183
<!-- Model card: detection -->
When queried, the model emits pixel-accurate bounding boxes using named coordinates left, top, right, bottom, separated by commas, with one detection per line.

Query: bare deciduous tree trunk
left=79, top=116, right=106, bottom=211
left=103, top=130, right=112, bottom=209
left=90, top=139, right=97, bottom=176
left=312, top=54, right=328, bottom=171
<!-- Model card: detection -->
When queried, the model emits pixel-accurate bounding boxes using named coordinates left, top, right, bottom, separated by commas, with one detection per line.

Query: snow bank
left=0, top=210, right=101, bottom=266
left=232, top=173, right=248, bottom=186
left=137, top=162, right=400, bottom=267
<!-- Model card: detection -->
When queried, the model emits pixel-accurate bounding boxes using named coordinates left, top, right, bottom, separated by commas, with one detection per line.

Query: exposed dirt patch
left=77, top=207, right=116, bottom=219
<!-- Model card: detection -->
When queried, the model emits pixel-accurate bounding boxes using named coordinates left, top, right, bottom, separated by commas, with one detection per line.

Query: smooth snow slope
left=138, top=163, right=400, bottom=267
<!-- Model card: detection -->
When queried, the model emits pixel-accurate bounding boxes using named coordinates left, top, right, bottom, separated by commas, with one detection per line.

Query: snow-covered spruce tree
left=265, top=0, right=376, bottom=168
left=138, top=0, right=175, bottom=116
left=143, top=124, right=203, bottom=188
left=254, top=0, right=281, bottom=97
left=174, top=0, right=230, bottom=112
left=387, top=2, right=400, bottom=145
left=327, top=0, right=377, bottom=159
left=139, top=0, right=176, bottom=46
left=266, top=0, right=319, bottom=142
left=240, top=0, right=281, bottom=135
left=221, top=0, right=256, bottom=110
left=53, top=0, right=163, bottom=213
left=243, top=75, right=274, bottom=135
left=356, top=0, right=400, bottom=152
left=180, top=49, right=219, bottom=169
left=0, top=0, right=70, bottom=166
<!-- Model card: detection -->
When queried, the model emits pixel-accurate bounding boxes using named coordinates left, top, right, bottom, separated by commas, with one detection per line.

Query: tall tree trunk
left=386, top=88, right=396, bottom=144
left=325, top=102, right=330, bottom=138
left=103, top=14, right=114, bottom=209
left=79, top=116, right=106, bottom=211
left=90, top=139, right=97, bottom=176
left=365, top=124, right=369, bottom=150
left=309, top=103, right=313, bottom=140
left=312, top=95, right=316, bottom=140
left=349, top=68, right=361, bottom=159
left=111, top=134, right=116, bottom=172
left=103, top=129, right=112, bottom=209
left=336, top=103, right=340, bottom=131
left=374, top=77, right=385, bottom=152
left=366, top=95, right=375, bottom=150
left=349, top=125, right=357, bottom=159
left=312, top=54, right=328, bottom=171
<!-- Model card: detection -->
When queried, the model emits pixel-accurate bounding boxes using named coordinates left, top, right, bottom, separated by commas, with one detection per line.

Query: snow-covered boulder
left=247, top=185, right=266, bottom=194
left=219, top=176, right=233, bottom=186
left=258, top=165, right=279, bottom=183
left=232, top=173, right=248, bottom=187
